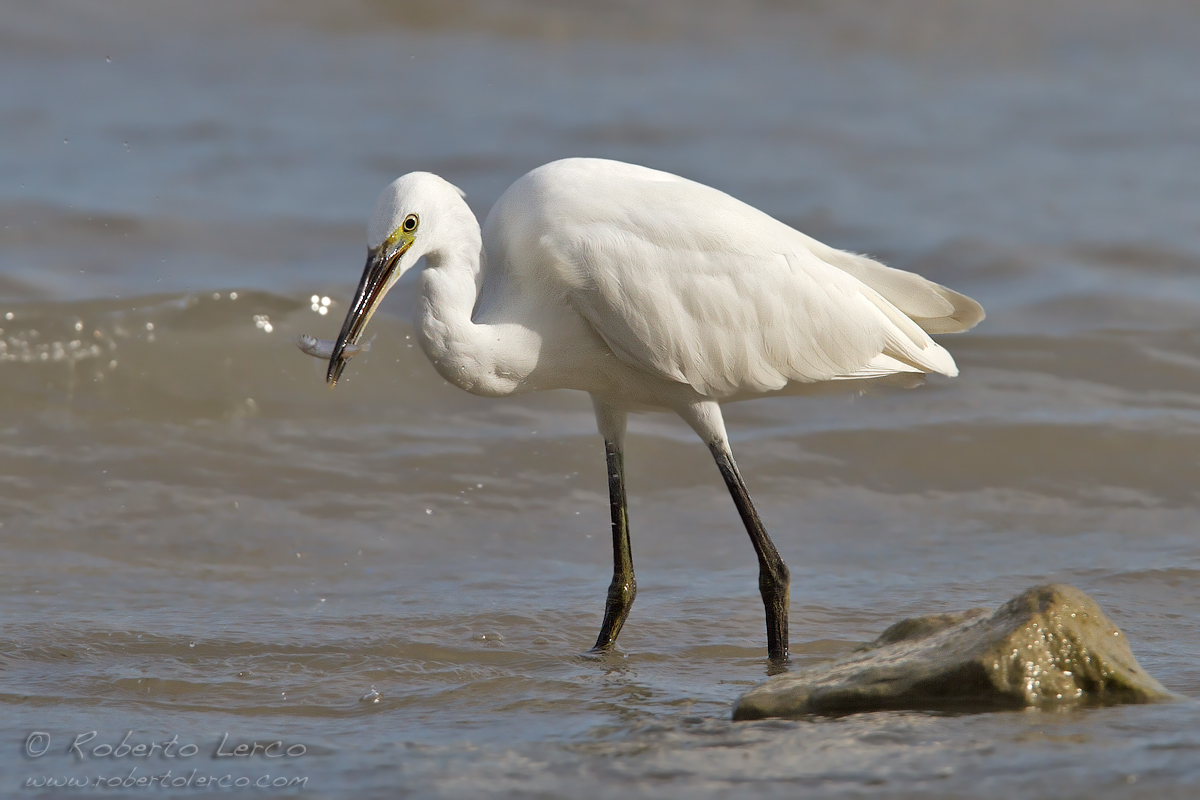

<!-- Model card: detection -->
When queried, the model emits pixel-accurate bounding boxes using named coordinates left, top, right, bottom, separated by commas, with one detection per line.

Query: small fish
left=296, top=334, right=371, bottom=360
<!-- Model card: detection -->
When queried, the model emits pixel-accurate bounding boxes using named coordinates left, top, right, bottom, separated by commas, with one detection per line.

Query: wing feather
left=558, top=226, right=956, bottom=397
left=488, top=159, right=978, bottom=399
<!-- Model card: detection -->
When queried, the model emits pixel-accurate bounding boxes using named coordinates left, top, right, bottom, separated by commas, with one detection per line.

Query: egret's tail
left=818, top=247, right=985, bottom=335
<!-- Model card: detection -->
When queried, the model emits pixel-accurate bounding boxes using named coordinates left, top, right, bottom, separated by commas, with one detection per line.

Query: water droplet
left=189, top=642, right=196, bottom=648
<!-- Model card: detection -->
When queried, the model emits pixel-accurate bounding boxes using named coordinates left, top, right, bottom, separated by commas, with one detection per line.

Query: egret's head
left=327, top=172, right=468, bottom=385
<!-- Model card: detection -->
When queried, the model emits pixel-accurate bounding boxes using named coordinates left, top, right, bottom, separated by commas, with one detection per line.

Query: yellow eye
left=402, top=214, right=418, bottom=233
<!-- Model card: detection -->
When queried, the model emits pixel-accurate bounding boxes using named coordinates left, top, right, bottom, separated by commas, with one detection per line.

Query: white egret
left=324, top=158, right=983, bottom=663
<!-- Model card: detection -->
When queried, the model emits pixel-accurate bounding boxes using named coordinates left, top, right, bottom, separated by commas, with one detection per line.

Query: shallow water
left=3, top=1, right=1200, bottom=797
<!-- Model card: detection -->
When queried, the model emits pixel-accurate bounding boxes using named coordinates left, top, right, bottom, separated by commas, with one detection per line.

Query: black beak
left=327, top=244, right=402, bottom=385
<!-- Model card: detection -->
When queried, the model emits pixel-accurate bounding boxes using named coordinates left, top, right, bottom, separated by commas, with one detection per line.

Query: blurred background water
left=2, top=1, right=1200, bottom=797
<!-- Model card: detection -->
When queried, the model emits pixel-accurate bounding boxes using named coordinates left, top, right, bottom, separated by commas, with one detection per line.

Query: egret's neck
left=416, top=230, right=529, bottom=397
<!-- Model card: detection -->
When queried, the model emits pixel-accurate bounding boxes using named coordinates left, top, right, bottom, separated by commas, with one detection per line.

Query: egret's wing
left=562, top=233, right=952, bottom=396
left=524, top=163, right=962, bottom=397
left=485, top=159, right=979, bottom=398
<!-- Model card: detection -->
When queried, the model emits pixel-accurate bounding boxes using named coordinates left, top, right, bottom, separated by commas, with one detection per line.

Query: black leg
left=709, top=444, right=790, bottom=663
left=590, top=438, right=637, bottom=652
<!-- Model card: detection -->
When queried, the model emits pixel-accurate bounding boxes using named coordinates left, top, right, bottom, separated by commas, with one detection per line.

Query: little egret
left=324, top=158, right=983, bottom=663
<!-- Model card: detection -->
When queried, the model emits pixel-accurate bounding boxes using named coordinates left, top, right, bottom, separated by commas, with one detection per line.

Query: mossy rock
left=734, top=584, right=1177, bottom=720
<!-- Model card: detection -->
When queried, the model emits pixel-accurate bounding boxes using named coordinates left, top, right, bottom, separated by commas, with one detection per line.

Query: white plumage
left=324, top=157, right=984, bottom=663
left=484, top=159, right=976, bottom=397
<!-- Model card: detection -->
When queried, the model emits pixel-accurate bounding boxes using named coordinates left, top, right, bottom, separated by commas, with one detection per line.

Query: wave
left=5, top=287, right=1200, bottom=426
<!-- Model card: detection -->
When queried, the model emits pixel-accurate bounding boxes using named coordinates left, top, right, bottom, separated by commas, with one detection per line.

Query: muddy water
left=3, top=2, right=1199, bottom=797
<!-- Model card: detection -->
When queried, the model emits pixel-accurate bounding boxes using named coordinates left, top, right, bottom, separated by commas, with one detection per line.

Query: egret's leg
left=590, top=437, right=637, bottom=652
left=709, top=442, right=791, bottom=664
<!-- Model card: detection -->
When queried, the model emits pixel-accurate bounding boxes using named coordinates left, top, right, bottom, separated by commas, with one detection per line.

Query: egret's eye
left=402, top=214, right=419, bottom=233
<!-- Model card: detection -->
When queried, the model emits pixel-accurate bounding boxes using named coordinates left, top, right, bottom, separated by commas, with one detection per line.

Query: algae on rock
left=734, top=584, right=1176, bottom=720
